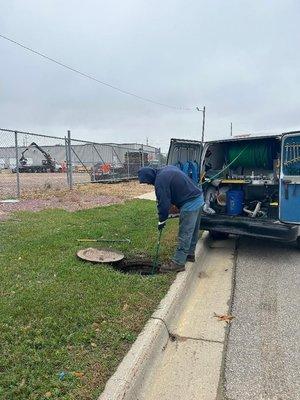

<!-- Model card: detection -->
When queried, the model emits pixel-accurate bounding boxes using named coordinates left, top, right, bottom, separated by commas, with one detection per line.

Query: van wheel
left=209, top=230, right=229, bottom=240
left=296, top=237, right=300, bottom=249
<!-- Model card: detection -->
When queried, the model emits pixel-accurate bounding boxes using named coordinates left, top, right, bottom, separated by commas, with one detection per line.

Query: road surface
left=134, top=235, right=299, bottom=400
left=224, top=237, right=300, bottom=400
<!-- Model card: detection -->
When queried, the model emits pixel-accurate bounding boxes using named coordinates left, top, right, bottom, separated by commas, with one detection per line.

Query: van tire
left=209, top=230, right=229, bottom=240
left=296, top=237, right=300, bottom=249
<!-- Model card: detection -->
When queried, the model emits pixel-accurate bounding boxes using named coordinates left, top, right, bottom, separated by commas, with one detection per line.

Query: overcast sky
left=1, top=1, right=300, bottom=150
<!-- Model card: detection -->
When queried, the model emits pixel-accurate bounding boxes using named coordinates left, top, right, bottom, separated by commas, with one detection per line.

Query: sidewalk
left=138, top=239, right=235, bottom=400
left=135, top=191, right=156, bottom=201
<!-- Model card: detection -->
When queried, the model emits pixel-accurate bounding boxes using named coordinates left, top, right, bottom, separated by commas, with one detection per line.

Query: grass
left=0, top=200, right=178, bottom=400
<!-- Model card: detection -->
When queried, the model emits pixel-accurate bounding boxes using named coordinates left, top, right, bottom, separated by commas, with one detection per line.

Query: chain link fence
left=0, top=128, right=162, bottom=199
left=70, top=138, right=162, bottom=185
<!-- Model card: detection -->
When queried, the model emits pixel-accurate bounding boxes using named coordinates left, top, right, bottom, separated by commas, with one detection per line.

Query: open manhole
left=77, top=247, right=160, bottom=275
left=117, top=259, right=160, bottom=275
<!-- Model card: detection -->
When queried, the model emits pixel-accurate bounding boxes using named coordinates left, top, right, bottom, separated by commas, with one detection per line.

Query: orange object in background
left=100, top=163, right=111, bottom=174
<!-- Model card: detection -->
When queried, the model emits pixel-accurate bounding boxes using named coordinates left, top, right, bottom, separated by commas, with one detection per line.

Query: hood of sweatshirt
left=138, top=167, right=157, bottom=185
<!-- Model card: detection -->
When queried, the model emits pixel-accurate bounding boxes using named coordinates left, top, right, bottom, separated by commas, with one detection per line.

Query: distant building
left=0, top=142, right=160, bottom=169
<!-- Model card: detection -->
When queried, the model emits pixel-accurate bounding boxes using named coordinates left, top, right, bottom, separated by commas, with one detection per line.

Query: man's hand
left=169, top=204, right=180, bottom=215
left=158, top=221, right=166, bottom=231
left=168, top=204, right=180, bottom=219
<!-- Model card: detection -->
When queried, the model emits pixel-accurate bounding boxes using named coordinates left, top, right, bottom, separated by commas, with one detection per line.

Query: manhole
left=117, top=259, right=160, bottom=275
left=77, top=247, right=124, bottom=263
left=77, top=248, right=161, bottom=275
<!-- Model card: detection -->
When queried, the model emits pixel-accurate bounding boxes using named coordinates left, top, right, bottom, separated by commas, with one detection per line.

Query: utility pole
left=230, top=122, right=233, bottom=137
left=196, top=106, right=206, bottom=144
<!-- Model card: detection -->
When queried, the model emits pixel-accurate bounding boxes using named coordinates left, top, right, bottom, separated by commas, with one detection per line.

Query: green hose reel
left=227, top=142, right=274, bottom=169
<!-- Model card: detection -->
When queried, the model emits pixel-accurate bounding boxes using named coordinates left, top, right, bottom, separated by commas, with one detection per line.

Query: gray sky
left=1, top=0, right=300, bottom=150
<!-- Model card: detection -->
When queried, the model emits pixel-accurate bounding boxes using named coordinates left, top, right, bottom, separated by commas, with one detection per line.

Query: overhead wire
left=0, top=33, right=194, bottom=111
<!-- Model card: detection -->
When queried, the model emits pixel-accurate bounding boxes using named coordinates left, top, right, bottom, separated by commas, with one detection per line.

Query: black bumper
left=200, top=214, right=299, bottom=242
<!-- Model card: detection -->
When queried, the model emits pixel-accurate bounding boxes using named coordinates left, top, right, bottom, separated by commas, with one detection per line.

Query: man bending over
left=138, top=166, right=204, bottom=272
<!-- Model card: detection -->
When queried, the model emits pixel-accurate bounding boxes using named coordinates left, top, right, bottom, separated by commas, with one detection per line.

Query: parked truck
left=167, top=132, right=300, bottom=247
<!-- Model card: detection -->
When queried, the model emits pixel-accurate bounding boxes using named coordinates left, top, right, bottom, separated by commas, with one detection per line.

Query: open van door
left=279, top=131, right=300, bottom=224
left=167, top=138, right=203, bottom=183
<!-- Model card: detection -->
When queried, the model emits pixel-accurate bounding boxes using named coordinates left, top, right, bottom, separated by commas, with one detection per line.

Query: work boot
left=186, top=254, right=195, bottom=262
left=160, top=260, right=185, bottom=273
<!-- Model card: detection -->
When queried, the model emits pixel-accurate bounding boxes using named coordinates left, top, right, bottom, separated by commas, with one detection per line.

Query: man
left=138, top=165, right=204, bottom=272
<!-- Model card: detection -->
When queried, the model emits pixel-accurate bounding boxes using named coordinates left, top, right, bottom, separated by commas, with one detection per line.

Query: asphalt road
left=224, top=237, right=300, bottom=400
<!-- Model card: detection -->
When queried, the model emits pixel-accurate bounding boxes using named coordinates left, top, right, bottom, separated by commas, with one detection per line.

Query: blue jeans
left=172, top=206, right=202, bottom=265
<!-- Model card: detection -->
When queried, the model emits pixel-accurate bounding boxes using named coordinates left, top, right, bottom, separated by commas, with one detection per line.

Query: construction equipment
left=15, top=142, right=62, bottom=173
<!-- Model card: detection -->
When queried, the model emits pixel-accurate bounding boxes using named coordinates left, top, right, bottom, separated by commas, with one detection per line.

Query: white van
left=167, top=133, right=300, bottom=247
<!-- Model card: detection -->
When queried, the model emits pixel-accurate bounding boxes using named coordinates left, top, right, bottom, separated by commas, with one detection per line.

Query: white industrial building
left=0, top=142, right=160, bottom=169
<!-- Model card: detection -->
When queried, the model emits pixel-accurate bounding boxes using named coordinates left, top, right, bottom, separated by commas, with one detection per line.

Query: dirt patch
left=0, top=180, right=153, bottom=220
left=0, top=193, right=123, bottom=221
left=0, top=172, right=152, bottom=200
left=75, top=181, right=152, bottom=200
left=0, top=172, right=89, bottom=199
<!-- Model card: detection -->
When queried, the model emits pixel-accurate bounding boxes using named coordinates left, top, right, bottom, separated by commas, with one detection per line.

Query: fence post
left=111, top=146, right=115, bottom=181
left=14, top=131, right=20, bottom=198
left=141, top=144, right=145, bottom=167
left=127, top=151, right=130, bottom=179
left=158, top=148, right=162, bottom=166
left=67, top=130, right=73, bottom=189
left=65, top=136, right=70, bottom=187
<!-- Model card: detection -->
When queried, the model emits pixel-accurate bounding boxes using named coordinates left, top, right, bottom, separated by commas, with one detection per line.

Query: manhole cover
left=77, top=247, right=124, bottom=263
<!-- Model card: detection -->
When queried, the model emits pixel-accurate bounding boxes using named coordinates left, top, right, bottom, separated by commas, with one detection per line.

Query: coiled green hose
left=228, top=142, right=273, bottom=169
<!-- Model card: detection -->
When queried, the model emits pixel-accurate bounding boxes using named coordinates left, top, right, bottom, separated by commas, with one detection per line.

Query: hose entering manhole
left=117, top=258, right=161, bottom=275
left=76, top=248, right=161, bottom=275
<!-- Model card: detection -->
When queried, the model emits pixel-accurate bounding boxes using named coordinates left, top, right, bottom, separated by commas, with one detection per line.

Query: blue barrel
left=226, top=190, right=244, bottom=216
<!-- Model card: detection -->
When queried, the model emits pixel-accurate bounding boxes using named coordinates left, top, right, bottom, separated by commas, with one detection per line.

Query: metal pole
left=158, top=148, right=162, bottom=166
left=14, top=131, right=20, bottom=198
left=230, top=122, right=233, bottom=137
left=65, top=136, right=70, bottom=187
left=67, top=130, right=73, bottom=189
left=127, top=151, right=130, bottom=179
left=111, top=147, right=115, bottom=181
left=141, top=144, right=145, bottom=167
left=201, top=106, right=206, bottom=144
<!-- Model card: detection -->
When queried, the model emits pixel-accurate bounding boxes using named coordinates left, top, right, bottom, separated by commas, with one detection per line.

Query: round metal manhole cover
left=77, top=247, right=124, bottom=263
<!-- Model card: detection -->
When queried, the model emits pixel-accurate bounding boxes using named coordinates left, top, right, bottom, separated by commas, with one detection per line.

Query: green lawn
left=0, top=200, right=178, bottom=400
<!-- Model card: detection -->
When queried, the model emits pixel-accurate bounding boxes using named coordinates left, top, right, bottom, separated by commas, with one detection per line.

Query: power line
left=0, top=33, right=194, bottom=111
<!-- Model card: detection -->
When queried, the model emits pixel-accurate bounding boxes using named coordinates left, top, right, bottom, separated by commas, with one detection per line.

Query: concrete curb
left=98, top=232, right=209, bottom=400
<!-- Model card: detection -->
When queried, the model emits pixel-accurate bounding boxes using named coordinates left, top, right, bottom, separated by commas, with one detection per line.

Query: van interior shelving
left=167, top=134, right=300, bottom=243
left=167, top=136, right=283, bottom=222
left=202, top=137, right=281, bottom=221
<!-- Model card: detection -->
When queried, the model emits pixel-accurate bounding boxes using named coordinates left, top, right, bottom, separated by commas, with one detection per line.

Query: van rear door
left=167, top=138, right=203, bottom=183
left=279, top=131, right=300, bottom=224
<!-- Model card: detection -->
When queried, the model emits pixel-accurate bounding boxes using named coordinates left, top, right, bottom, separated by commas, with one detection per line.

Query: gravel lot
left=0, top=172, right=152, bottom=220
left=0, top=171, right=89, bottom=198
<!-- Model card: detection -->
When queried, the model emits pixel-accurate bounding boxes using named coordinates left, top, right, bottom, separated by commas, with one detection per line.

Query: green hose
left=228, top=142, right=273, bottom=169
left=204, top=145, right=249, bottom=184
left=151, top=229, right=163, bottom=275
